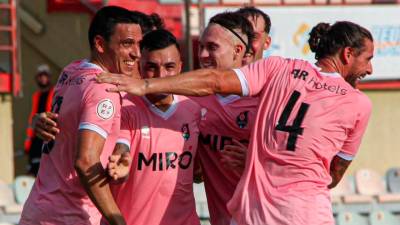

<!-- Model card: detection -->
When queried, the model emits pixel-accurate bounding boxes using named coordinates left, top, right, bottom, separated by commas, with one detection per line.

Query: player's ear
left=234, top=44, right=244, bottom=60
left=342, top=46, right=354, bottom=65
left=94, top=35, right=107, bottom=53
left=177, top=60, right=182, bottom=74
left=264, top=35, right=272, bottom=50
left=235, top=44, right=244, bottom=55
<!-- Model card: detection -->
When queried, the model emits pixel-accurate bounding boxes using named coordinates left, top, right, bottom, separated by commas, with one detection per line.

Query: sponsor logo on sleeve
left=96, top=99, right=115, bottom=120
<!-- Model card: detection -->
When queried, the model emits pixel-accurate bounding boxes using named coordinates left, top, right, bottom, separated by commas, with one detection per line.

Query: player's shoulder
left=58, top=59, right=114, bottom=90
left=176, top=95, right=202, bottom=116
left=261, top=55, right=303, bottom=66
left=120, top=95, right=144, bottom=122
left=178, top=95, right=201, bottom=107
left=121, top=95, right=145, bottom=111
left=353, top=90, right=372, bottom=111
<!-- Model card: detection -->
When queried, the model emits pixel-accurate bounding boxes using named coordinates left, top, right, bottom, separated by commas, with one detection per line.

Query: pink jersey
left=189, top=95, right=258, bottom=225
left=228, top=56, right=372, bottom=225
left=110, top=95, right=201, bottom=225
left=20, top=59, right=122, bottom=225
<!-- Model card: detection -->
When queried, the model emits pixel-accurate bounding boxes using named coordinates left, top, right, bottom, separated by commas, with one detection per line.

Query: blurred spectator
left=24, top=64, right=54, bottom=176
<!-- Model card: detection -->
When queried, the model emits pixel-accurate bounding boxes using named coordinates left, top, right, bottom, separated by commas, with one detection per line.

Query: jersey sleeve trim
left=116, top=138, right=131, bottom=149
left=337, top=151, right=354, bottom=161
left=78, top=122, right=108, bottom=139
left=233, top=69, right=249, bottom=96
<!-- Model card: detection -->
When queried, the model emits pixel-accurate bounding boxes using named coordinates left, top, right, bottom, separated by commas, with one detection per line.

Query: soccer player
left=32, top=11, right=258, bottom=225
left=192, top=12, right=257, bottom=225
left=237, top=6, right=272, bottom=64
left=107, top=29, right=202, bottom=225
left=19, top=6, right=143, bottom=225
left=97, top=21, right=374, bottom=225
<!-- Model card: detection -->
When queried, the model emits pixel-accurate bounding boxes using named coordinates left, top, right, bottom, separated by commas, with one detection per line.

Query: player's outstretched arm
left=75, top=130, right=126, bottom=225
left=33, top=112, right=60, bottom=141
left=328, top=155, right=352, bottom=189
left=108, top=143, right=132, bottom=181
left=96, top=68, right=243, bottom=97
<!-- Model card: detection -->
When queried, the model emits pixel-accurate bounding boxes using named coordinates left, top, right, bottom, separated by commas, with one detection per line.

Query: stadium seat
left=221, top=0, right=251, bottom=3
left=253, top=0, right=282, bottom=4
left=369, top=210, right=400, bottom=225
left=355, top=168, right=400, bottom=203
left=0, top=183, right=23, bottom=214
left=331, top=176, right=354, bottom=204
left=387, top=168, right=400, bottom=193
left=355, top=169, right=385, bottom=195
left=332, top=176, right=374, bottom=204
left=314, top=0, right=344, bottom=4
left=13, top=175, right=35, bottom=205
left=193, top=183, right=209, bottom=220
left=345, top=0, right=373, bottom=4
left=282, top=0, right=313, bottom=4
left=336, top=212, right=368, bottom=225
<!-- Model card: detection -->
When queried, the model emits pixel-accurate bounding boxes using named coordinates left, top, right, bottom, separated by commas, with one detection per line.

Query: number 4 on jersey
left=275, top=91, right=309, bottom=151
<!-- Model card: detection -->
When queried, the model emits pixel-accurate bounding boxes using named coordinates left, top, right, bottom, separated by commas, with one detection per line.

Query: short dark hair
left=308, top=21, right=373, bottom=60
left=148, top=13, right=165, bottom=30
left=140, top=29, right=180, bottom=52
left=209, top=12, right=255, bottom=53
left=237, top=6, right=271, bottom=34
left=88, top=6, right=141, bottom=49
left=131, top=11, right=164, bottom=35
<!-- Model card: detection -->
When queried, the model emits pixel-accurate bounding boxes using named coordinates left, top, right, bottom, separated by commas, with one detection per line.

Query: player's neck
left=90, top=55, right=110, bottom=72
left=145, top=94, right=174, bottom=112
left=316, top=57, right=345, bottom=77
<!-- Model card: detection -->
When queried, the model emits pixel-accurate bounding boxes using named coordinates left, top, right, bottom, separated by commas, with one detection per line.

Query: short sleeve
left=339, top=95, right=372, bottom=160
left=233, top=56, right=286, bottom=97
left=79, top=81, right=122, bottom=139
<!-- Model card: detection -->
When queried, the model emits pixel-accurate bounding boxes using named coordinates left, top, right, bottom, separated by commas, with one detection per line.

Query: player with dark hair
left=106, top=29, right=201, bottom=225
left=20, top=6, right=143, bottom=225
left=97, top=20, right=374, bottom=225
left=133, top=11, right=165, bottom=34
left=237, top=6, right=272, bottom=64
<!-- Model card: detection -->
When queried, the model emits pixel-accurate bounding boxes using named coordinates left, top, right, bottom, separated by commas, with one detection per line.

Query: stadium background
left=0, top=0, right=399, bottom=223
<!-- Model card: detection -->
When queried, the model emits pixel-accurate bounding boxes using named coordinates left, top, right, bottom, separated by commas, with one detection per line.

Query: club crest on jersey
left=181, top=123, right=190, bottom=141
left=236, top=111, right=249, bottom=128
left=141, top=126, right=150, bottom=139
left=96, top=99, right=114, bottom=120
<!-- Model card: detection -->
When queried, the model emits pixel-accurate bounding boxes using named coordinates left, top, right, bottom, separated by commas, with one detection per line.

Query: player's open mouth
left=124, top=60, right=135, bottom=66
left=201, top=62, right=215, bottom=69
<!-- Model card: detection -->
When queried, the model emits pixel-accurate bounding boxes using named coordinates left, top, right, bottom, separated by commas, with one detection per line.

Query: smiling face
left=140, top=44, right=182, bottom=100
left=140, top=44, right=182, bottom=79
left=242, top=15, right=271, bottom=64
left=102, top=23, right=142, bottom=76
left=345, top=38, right=374, bottom=87
left=198, top=24, right=243, bottom=69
